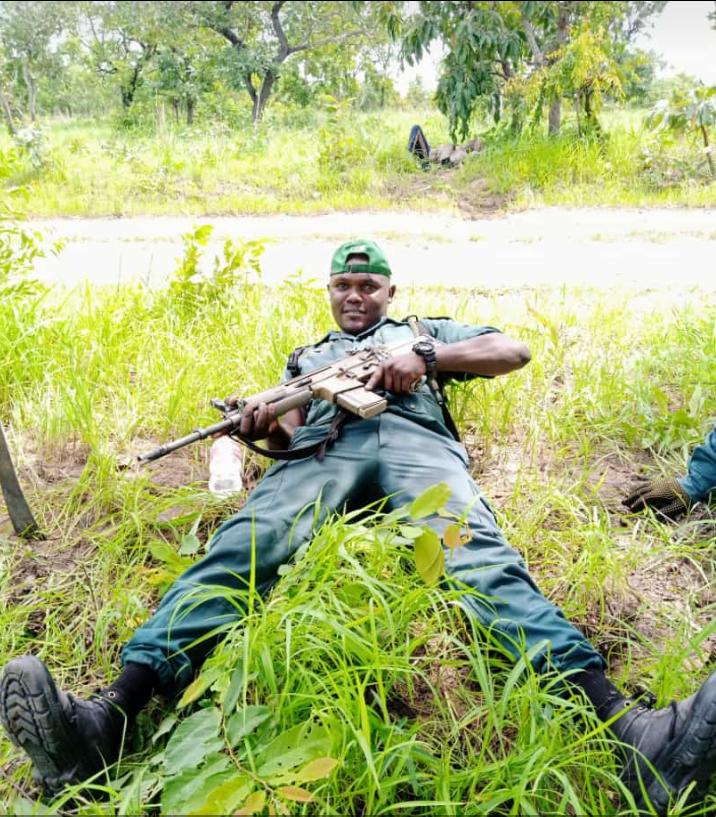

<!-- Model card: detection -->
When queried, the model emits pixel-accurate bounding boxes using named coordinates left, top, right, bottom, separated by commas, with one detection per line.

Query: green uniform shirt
left=284, top=317, right=500, bottom=440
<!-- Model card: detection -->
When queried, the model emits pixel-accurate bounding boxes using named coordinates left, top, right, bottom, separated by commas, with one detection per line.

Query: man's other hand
left=238, top=400, right=279, bottom=441
left=623, top=477, right=692, bottom=520
left=365, top=352, right=427, bottom=394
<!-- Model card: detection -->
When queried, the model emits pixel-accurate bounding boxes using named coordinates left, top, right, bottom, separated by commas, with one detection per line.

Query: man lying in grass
left=2, top=239, right=716, bottom=814
left=624, top=423, right=716, bottom=520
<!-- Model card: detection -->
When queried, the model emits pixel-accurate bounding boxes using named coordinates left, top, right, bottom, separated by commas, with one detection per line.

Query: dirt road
left=30, top=207, right=716, bottom=291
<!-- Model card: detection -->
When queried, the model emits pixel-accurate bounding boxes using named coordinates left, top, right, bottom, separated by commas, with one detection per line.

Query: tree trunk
left=701, top=125, right=715, bottom=176
left=574, top=94, right=581, bottom=136
left=583, top=89, right=598, bottom=131
left=21, top=61, right=37, bottom=122
left=171, top=98, right=179, bottom=124
left=0, top=87, right=16, bottom=135
left=121, top=64, right=142, bottom=110
left=186, top=98, right=195, bottom=125
left=252, top=73, right=276, bottom=123
left=548, top=98, right=561, bottom=135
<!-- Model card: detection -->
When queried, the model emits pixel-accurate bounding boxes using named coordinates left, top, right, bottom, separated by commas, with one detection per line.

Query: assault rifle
left=136, top=334, right=434, bottom=464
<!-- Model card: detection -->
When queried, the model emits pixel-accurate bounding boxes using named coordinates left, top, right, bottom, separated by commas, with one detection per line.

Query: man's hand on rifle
left=222, top=395, right=304, bottom=451
left=220, top=397, right=280, bottom=441
left=365, top=352, right=427, bottom=394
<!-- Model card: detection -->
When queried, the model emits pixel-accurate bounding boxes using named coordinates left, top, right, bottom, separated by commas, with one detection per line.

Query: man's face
left=328, top=261, right=395, bottom=335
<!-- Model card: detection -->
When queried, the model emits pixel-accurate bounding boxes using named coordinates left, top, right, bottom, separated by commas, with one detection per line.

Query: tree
left=383, top=1, right=665, bottom=140
left=189, top=1, right=372, bottom=123
left=0, top=1, right=68, bottom=129
left=389, top=1, right=525, bottom=140
left=648, top=83, right=716, bottom=177
left=152, top=37, right=217, bottom=125
left=77, top=0, right=167, bottom=110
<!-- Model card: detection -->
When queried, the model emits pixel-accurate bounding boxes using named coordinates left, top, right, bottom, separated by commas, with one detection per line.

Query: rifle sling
left=230, top=410, right=350, bottom=462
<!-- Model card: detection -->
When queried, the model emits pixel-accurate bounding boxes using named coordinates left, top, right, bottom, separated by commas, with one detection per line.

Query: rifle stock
left=135, top=335, right=431, bottom=463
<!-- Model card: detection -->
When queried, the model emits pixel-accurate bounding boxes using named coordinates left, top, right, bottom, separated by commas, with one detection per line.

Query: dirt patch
left=456, top=176, right=511, bottom=218
left=587, top=450, right=656, bottom=516
left=128, top=437, right=209, bottom=489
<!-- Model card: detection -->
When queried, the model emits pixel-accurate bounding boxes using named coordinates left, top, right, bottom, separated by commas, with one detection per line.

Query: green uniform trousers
left=123, top=413, right=604, bottom=695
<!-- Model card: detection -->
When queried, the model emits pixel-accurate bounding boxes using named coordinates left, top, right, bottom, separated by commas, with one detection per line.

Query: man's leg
left=377, top=413, right=716, bottom=813
left=377, top=414, right=603, bottom=674
left=1, top=426, right=378, bottom=793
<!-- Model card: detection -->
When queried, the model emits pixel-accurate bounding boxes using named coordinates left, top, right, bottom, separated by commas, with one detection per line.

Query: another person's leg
left=377, top=413, right=716, bottom=813
left=0, top=427, right=378, bottom=793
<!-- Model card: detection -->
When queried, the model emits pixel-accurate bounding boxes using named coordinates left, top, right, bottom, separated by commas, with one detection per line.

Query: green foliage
left=166, top=225, right=266, bottom=320
left=0, top=190, right=47, bottom=407
left=317, top=95, right=371, bottom=178
left=647, top=83, right=716, bottom=177
left=456, top=112, right=716, bottom=207
left=539, top=26, right=624, bottom=134
left=390, top=1, right=665, bottom=140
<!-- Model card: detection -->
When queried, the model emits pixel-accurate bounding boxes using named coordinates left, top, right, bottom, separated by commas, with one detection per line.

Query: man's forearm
left=435, top=333, right=531, bottom=377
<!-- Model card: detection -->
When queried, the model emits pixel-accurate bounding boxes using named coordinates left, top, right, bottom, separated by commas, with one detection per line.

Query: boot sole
left=0, top=655, right=84, bottom=793
left=637, top=670, right=716, bottom=814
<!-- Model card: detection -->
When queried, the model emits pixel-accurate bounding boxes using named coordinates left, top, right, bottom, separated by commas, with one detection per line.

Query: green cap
left=330, top=239, right=391, bottom=277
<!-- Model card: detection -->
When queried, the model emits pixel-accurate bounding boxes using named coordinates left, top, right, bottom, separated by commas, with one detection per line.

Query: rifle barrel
left=136, top=414, right=241, bottom=463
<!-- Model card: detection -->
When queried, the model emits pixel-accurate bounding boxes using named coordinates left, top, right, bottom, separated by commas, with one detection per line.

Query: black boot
left=606, top=670, right=716, bottom=814
left=0, top=655, right=128, bottom=795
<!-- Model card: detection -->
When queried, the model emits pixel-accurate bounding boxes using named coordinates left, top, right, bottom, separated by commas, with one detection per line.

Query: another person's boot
left=606, top=670, right=716, bottom=814
left=0, top=655, right=128, bottom=795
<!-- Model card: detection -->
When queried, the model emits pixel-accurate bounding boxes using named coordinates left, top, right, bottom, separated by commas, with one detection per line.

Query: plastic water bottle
left=208, top=436, right=244, bottom=497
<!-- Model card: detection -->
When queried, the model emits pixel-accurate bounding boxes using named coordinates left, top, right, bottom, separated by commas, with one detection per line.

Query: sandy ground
left=30, top=207, right=716, bottom=292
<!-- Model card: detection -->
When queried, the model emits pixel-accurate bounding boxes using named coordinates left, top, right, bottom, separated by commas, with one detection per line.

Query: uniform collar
left=326, top=316, right=405, bottom=342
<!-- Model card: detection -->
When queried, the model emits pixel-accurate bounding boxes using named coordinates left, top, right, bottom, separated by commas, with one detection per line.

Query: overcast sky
left=394, top=1, right=716, bottom=92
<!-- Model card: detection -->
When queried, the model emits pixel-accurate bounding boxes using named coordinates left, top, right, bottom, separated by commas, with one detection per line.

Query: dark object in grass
left=623, top=476, right=692, bottom=520
left=0, top=423, right=43, bottom=539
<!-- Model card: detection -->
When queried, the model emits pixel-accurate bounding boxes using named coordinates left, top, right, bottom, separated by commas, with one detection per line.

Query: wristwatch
left=412, top=339, right=437, bottom=378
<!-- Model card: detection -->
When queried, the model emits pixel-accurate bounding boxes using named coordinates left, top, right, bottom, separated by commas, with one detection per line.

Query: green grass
left=1, top=105, right=715, bottom=218
left=0, top=239, right=715, bottom=814
left=455, top=117, right=716, bottom=209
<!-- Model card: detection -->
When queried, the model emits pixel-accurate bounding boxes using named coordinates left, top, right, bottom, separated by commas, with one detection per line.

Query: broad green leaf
left=276, top=785, right=313, bottom=803
left=152, top=714, right=177, bottom=744
left=399, top=525, right=424, bottom=539
left=235, top=790, right=267, bottom=816
left=296, top=756, right=340, bottom=782
left=163, top=707, right=222, bottom=776
left=178, top=667, right=221, bottom=708
left=192, top=774, right=253, bottom=815
left=409, top=482, right=452, bottom=519
left=414, top=529, right=444, bottom=586
left=192, top=224, right=214, bottom=244
left=149, top=539, right=185, bottom=567
left=179, top=532, right=201, bottom=556
left=226, top=705, right=272, bottom=747
left=221, top=660, right=245, bottom=714
left=160, top=753, right=231, bottom=814
left=256, top=720, right=333, bottom=778
left=382, top=504, right=409, bottom=523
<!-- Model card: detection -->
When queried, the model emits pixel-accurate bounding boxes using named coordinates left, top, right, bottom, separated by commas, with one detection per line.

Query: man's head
left=328, top=239, right=396, bottom=335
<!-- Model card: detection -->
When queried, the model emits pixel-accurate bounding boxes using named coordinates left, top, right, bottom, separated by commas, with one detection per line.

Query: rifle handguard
left=133, top=334, right=433, bottom=464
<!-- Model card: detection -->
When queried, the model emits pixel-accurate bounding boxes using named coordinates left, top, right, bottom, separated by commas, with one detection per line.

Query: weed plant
left=0, top=239, right=715, bottom=814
